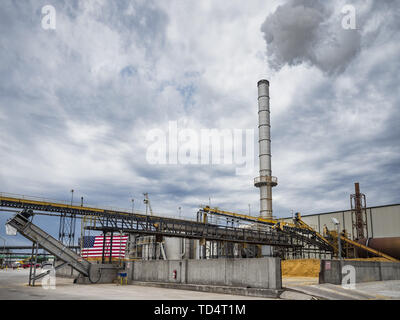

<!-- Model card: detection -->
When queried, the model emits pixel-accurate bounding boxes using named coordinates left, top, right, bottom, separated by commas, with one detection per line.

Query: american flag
left=81, top=235, right=128, bottom=259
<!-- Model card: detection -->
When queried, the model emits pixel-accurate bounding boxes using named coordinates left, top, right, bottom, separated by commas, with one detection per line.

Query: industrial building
left=285, top=204, right=400, bottom=239
left=1, top=79, right=400, bottom=299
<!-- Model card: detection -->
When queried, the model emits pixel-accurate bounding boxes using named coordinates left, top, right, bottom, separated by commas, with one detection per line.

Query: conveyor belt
left=1, top=193, right=300, bottom=247
left=6, top=210, right=91, bottom=276
left=84, top=212, right=299, bottom=246
left=200, top=207, right=334, bottom=252
left=339, top=234, right=399, bottom=262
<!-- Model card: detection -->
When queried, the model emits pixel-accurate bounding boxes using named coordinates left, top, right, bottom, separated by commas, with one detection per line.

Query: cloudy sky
left=1, top=0, right=399, bottom=245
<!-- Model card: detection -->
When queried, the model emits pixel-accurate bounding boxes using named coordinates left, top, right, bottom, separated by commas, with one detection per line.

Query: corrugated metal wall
left=283, top=204, right=400, bottom=239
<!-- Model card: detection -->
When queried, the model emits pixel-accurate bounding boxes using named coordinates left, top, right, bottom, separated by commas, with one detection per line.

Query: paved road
left=282, top=276, right=400, bottom=300
left=3, top=270, right=398, bottom=300
left=0, top=269, right=270, bottom=300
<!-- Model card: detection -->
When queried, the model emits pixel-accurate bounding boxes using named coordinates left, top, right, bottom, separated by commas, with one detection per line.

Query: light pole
left=131, top=199, right=134, bottom=214
left=0, top=236, right=5, bottom=269
left=178, top=207, right=182, bottom=218
left=143, top=194, right=148, bottom=216
left=331, top=218, right=341, bottom=260
left=70, top=189, right=74, bottom=206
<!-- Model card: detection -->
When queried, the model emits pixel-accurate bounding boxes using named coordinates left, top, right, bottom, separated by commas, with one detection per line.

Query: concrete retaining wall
left=130, top=258, right=281, bottom=289
left=55, top=261, right=81, bottom=278
left=75, top=264, right=119, bottom=284
left=319, top=260, right=400, bottom=285
left=55, top=261, right=119, bottom=284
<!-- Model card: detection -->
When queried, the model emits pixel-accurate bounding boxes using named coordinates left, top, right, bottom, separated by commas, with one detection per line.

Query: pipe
left=357, top=237, right=400, bottom=259
left=160, top=243, right=167, bottom=260
left=181, top=238, right=186, bottom=259
left=254, top=80, right=277, bottom=218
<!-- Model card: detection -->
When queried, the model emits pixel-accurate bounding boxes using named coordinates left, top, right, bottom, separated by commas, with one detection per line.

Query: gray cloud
left=261, top=0, right=362, bottom=75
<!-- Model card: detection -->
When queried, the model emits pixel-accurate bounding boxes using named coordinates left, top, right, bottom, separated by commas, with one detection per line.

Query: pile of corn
left=281, top=259, right=320, bottom=277
left=345, top=257, right=389, bottom=262
left=281, top=257, right=391, bottom=278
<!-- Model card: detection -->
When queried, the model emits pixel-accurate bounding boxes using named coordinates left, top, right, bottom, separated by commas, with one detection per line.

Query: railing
left=0, top=192, right=199, bottom=223
left=254, top=176, right=278, bottom=186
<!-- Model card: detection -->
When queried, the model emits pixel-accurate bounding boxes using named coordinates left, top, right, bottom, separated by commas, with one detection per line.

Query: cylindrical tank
left=357, top=237, right=400, bottom=259
left=164, top=237, right=182, bottom=260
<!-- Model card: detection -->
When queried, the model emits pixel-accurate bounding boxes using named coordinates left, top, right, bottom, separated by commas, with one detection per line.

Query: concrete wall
left=319, top=260, right=400, bottom=285
left=75, top=264, right=120, bottom=284
left=55, top=261, right=120, bottom=284
left=130, top=260, right=184, bottom=283
left=55, top=261, right=81, bottom=278
left=130, top=258, right=281, bottom=289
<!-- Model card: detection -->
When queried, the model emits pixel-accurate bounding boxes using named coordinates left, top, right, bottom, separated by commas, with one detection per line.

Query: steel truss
left=1, top=195, right=332, bottom=256
left=84, top=212, right=300, bottom=247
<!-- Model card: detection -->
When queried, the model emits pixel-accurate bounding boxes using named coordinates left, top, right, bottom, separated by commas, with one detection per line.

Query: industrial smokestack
left=254, top=80, right=277, bottom=219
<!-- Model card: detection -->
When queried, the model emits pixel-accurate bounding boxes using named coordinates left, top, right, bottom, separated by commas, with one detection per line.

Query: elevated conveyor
left=327, top=230, right=400, bottom=263
left=341, top=236, right=399, bottom=262
left=1, top=193, right=299, bottom=247
left=6, top=210, right=91, bottom=276
left=200, top=207, right=335, bottom=253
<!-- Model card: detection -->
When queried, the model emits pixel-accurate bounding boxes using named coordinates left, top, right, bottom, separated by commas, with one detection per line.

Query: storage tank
left=357, top=237, right=400, bottom=259
left=164, top=237, right=183, bottom=260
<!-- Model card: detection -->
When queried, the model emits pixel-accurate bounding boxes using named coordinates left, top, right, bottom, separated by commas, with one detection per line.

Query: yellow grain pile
left=281, top=259, right=320, bottom=277
left=345, top=257, right=389, bottom=262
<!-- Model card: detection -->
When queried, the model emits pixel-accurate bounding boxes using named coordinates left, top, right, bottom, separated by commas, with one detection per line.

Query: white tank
left=164, top=237, right=182, bottom=260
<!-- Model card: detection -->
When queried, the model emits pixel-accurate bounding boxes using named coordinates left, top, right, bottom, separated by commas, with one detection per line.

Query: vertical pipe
left=28, top=242, right=35, bottom=286
left=101, top=232, right=106, bottom=264
left=337, top=223, right=342, bottom=260
left=109, top=232, right=113, bottom=264
left=32, top=242, right=39, bottom=286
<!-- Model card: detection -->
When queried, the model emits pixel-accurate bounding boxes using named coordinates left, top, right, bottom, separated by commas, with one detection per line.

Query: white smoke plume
left=261, top=0, right=362, bottom=75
